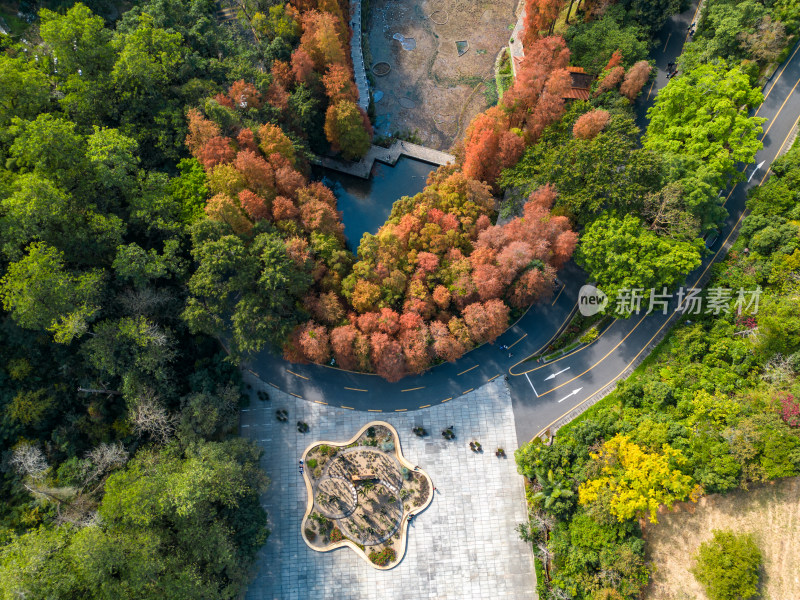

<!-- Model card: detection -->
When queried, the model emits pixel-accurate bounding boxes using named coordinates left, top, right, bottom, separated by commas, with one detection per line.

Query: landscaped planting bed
left=300, top=422, right=433, bottom=568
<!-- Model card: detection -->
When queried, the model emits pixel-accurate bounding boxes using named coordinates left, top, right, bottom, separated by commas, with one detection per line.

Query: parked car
left=704, top=228, right=721, bottom=249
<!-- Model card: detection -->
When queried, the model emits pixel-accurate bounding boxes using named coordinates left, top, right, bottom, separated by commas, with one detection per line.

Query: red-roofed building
left=563, top=66, right=593, bottom=101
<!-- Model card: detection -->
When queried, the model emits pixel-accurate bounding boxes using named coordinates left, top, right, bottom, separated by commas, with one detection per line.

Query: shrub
left=691, top=530, right=762, bottom=600
left=306, top=458, right=318, bottom=469
left=329, top=527, right=344, bottom=543
left=368, top=546, right=397, bottom=566
left=305, top=528, right=316, bottom=541
left=580, top=327, right=599, bottom=344
left=779, top=392, right=800, bottom=427
left=319, top=445, right=337, bottom=456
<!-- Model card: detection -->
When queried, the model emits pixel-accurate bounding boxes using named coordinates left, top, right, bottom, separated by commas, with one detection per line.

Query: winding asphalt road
left=246, top=2, right=800, bottom=444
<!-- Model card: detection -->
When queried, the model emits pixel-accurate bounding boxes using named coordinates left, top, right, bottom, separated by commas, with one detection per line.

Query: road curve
left=246, top=3, right=800, bottom=442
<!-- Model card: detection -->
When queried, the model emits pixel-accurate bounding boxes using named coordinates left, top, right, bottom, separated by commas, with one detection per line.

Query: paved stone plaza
left=240, top=376, right=536, bottom=600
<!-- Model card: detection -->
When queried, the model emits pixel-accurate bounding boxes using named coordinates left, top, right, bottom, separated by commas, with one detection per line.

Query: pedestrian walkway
left=350, top=0, right=370, bottom=112
left=314, top=140, right=456, bottom=178
left=508, top=4, right=525, bottom=76
left=240, top=378, right=534, bottom=600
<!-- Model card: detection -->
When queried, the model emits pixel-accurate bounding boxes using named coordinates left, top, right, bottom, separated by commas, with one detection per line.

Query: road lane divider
left=457, top=364, right=479, bottom=376
left=507, top=334, right=527, bottom=349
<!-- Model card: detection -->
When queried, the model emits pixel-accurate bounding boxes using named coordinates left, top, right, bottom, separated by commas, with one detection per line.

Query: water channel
left=315, top=156, right=436, bottom=251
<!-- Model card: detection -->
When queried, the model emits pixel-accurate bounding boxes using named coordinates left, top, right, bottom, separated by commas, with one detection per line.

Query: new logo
left=578, top=285, right=608, bottom=316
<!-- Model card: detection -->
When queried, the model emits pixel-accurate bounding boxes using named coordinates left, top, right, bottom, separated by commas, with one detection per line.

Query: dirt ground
left=643, top=477, right=800, bottom=600
left=366, top=0, right=519, bottom=150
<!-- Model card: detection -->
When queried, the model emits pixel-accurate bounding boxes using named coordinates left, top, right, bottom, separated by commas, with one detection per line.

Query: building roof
left=564, top=66, right=593, bottom=101
left=563, top=87, right=591, bottom=100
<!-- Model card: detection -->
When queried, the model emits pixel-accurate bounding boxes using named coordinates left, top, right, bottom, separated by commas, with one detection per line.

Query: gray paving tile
left=242, top=377, right=536, bottom=600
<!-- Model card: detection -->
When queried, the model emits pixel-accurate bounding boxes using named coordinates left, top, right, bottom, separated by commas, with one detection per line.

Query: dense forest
left=513, top=0, right=800, bottom=597
left=0, top=0, right=372, bottom=595
left=516, top=144, right=800, bottom=598
left=2, top=0, right=799, bottom=596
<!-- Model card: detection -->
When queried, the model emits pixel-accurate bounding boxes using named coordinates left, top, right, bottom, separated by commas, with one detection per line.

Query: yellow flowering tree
left=578, top=434, right=696, bottom=523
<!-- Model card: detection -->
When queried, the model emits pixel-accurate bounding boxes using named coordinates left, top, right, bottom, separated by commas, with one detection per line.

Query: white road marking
left=557, top=388, right=584, bottom=403
left=524, top=373, right=539, bottom=398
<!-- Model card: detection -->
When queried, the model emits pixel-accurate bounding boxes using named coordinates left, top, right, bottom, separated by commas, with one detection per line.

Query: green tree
left=691, top=530, right=762, bottom=600
left=111, top=13, right=185, bottom=99
left=682, top=0, right=766, bottom=66
left=39, top=3, right=115, bottom=79
left=0, top=526, right=79, bottom=600
left=0, top=55, right=51, bottom=126
left=644, top=63, right=765, bottom=187
left=576, top=214, right=703, bottom=306
left=112, top=240, right=184, bottom=288
left=754, top=293, right=800, bottom=357
left=0, top=242, right=103, bottom=339
left=183, top=229, right=312, bottom=356
left=622, top=0, right=682, bottom=35
left=8, top=115, right=87, bottom=188
left=564, top=5, right=650, bottom=74
left=532, top=469, right=575, bottom=515
left=86, top=127, right=141, bottom=209
left=81, top=316, right=177, bottom=387
left=0, top=174, right=125, bottom=264
left=501, top=108, right=662, bottom=225
left=324, top=100, right=372, bottom=160
left=169, top=158, right=209, bottom=225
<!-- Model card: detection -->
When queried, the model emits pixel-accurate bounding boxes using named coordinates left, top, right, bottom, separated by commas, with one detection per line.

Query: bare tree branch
left=130, top=393, right=177, bottom=444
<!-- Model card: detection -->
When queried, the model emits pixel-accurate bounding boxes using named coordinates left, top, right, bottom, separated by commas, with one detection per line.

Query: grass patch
left=644, top=477, right=800, bottom=600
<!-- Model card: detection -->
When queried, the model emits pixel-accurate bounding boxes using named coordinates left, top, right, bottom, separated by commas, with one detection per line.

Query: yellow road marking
left=662, top=32, right=671, bottom=52
left=344, top=387, right=368, bottom=392
left=341, top=405, right=354, bottom=410
left=508, top=334, right=527, bottom=349
left=683, top=1, right=703, bottom=45
left=510, top=318, right=619, bottom=376
left=368, top=409, right=382, bottom=412
left=760, top=76, right=800, bottom=141
left=487, top=374, right=501, bottom=382
left=529, top=134, right=797, bottom=440
left=314, top=400, right=327, bottom=405
left=646, top=77, right=656, bottom=101
left=551, top=284, right=565, bottom=306
left=268, top=382, right=279, bottom=389
left=509, top=302, right=578, bottom=371
left=457, top=364, right=479, bottom=376
left=395, top=408, right=407, bottom=412
left=757, top=42, right=800, bottom=113
left=771, top=113, right=800, bottom=160
left=419, top=404, right=431, bottom=409
left=286, top=369, right=308, bottom=380
left=401, top=386, right=424, bottom=392
left=462, top=388, right=474, bottom=394
left=247, top=369, right=259, bottom=376
left=441, top=397, right=452, bottom=402
left=290, top=393, right=303, bottom=399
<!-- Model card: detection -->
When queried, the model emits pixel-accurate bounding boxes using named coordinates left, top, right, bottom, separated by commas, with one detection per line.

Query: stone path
left=509, top=3, right=525, bottom=76
left=314, top=140, right=456, bottom=178
left=240, top=377, right=535, bottom=600
left=350, top=0, right=370, bottom=112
